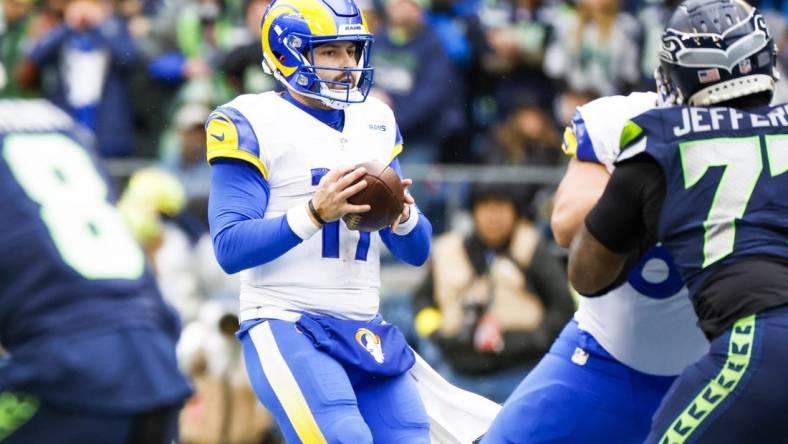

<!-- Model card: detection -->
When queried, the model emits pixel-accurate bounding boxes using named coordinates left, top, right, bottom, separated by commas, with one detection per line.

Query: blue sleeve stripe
left=355, top=231, right=371, bottom=261
left=573, top=112, right=600, bottom=164
left=209, top=159, right=303, bottom=274
left=322, top=221, right=340, bottom=258
left=378, top=208, right=432, bottom=266
left=395, top=124, right=403, bottom=146
left=215, top=106, right=261, bottom=159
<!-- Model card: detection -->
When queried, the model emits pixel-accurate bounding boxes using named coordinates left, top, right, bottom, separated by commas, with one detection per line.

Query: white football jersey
left=564, top=92, right=709, bottom=375
left=207, top=92, right=402, bottom=322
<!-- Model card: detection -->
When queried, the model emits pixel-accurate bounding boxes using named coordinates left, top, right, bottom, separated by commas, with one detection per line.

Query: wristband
left=308, top=199, right=327, bottom=225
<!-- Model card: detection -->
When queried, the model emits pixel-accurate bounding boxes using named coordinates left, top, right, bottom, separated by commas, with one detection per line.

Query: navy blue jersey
left=0, top=109, right=178, bottom=348
left=0, top=100, right=189, bottom=413
left=618, top=104, right=788, bottom=295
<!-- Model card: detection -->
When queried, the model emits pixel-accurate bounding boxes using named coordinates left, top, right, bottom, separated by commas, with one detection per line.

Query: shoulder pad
left=205, top=106, right=267, bottom=179
left=390, top=124, right=403, bottom=160
left=562, top=110, right=599, bottom=163
left=616, top=120, right=648, bottom=163
left=0, top=99, right=74, bottom=133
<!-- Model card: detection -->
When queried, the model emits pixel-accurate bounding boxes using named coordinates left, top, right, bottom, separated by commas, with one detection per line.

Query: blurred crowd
left=4, top=0, right=788, bottom=441
left=4, top=0, right=787, bottom=165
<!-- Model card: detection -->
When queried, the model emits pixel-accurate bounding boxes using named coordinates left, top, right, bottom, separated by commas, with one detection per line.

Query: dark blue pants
left=646, top=305, right=788, bottom=444
left=0, top=395, right=180, bottom=444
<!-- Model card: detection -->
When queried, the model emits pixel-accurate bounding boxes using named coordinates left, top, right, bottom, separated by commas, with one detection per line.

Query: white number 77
left=680, top=135, right=788, bottom=268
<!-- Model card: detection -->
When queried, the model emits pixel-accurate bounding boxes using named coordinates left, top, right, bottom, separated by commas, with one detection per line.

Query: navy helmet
left=656, top=0, right=778, bottom=106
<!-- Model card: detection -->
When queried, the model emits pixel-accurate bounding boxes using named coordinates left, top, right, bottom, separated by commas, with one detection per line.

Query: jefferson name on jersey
left=670, top=104, right=788, bottom=137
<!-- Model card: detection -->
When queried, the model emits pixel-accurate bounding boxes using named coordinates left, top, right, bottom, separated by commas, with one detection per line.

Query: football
left=342, top=161, right=405, bottom=231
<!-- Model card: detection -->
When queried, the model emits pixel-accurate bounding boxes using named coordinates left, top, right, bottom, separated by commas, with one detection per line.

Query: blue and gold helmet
left=260, top=0, right=374, bottom=109
left=656, top=0, right=778, bottom=106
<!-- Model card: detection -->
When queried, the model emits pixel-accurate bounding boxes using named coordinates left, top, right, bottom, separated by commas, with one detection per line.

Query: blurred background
left=2, top=0, right=787, bottom=440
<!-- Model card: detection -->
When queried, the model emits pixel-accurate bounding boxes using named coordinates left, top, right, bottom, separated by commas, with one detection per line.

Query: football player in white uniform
left=205, top=0, right=434, bottom=441
left=482, top=89, right=709, bottom=443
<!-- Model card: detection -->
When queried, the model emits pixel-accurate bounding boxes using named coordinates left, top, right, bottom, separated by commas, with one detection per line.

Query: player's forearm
left=567, top=225, right=629, bottom=295
left=550, top=158, right=610, bottom=247
left=211, top=215, right=302, bottom=274
left=380, top=208, right=432, bottom=266
left=209, top=159, right=306, bottom=273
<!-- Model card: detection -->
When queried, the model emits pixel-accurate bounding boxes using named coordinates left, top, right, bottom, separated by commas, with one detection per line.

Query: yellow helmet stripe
left=359, top=8, right=370, bottom=34
left=296, top=0, right=338, bottom=36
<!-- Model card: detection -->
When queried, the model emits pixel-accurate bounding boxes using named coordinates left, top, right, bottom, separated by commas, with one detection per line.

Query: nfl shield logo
left=738, top=59, right=752, bottom=74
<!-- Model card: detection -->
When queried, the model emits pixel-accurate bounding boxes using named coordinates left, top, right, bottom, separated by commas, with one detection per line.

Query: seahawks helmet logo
left=659, top=11, right=771, bottom=72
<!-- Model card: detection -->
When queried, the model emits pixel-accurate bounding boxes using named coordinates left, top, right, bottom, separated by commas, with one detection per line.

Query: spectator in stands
left=637, top=0, right=680, bottom=87
left=371, top=0, right=465, bottom=165
left=220, top=0, right=275, bottom=96
left=161, top=101, right=212, bottom=202
left=424, top=0, right=486, bottom=162
left=543, top=0, right=641, bottom=97
left=178, top=300, right=279, bottom=444
left=22, top=0, right=142, bottom=157
left=483, top=94, right=562, bottom=167
left=145, top=0, right=243, bottom=106
left=412, top=183, right=574, bottom=402
left=119, top=167, right=237, bottom=323
left=0, top=0, right=36, bottom=97
left=478, top=0, right=556, bottom=116
left=553, top=86, right=596, bottom=127
left=118, top=167, right=187, bottom=269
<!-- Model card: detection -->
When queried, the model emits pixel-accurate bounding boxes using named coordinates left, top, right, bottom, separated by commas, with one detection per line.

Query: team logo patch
left=355, top=328, right=385, bottom=364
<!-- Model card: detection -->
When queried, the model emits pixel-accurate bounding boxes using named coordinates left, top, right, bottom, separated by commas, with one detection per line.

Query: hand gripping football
left=342, top=161, right=405, bottom=231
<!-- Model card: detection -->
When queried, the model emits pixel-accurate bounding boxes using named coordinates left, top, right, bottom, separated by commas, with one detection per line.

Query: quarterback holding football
left=206, top=0, right=437, bottom=441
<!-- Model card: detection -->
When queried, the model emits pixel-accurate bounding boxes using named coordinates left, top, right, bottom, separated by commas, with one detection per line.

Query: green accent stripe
left=659, top=314, right=756, bottom=444
left=0, top=392, right=39, bottom=440
left=619, top=120, right=644, bottom=150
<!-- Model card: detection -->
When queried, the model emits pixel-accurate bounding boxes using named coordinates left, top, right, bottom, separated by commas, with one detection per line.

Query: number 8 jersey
left=206, top=92, right=401, bottom=323
left=0, top=100, right=178, bottom=351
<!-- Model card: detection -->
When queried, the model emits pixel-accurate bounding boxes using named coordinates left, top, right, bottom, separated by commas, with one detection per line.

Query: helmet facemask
left=293, top=37, right=374, bottom=109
